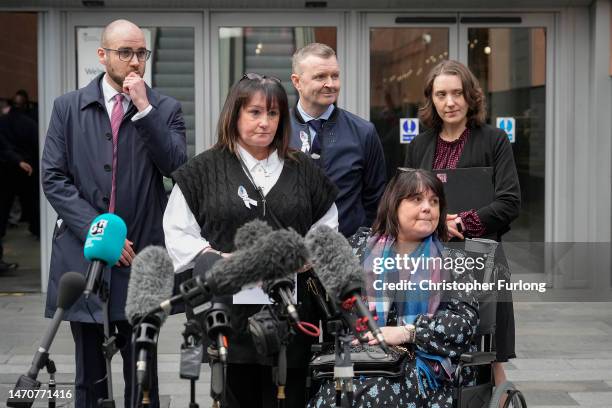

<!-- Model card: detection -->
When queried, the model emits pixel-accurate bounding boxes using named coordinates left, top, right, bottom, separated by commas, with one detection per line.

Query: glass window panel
left=468, top=27, right=546, bottom=273
left=468, top=27, right=546, bottom=242
left=150, top=27, right=196, bottom=159
left=369, top=28, right=449, bottom=180
left=218, top=27, right=337, bottom=106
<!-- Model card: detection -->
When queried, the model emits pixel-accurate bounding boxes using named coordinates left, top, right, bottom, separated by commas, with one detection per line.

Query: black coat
left=0, top=109, right=38, bottom=167
left=404, top=124, right=520, bottom=237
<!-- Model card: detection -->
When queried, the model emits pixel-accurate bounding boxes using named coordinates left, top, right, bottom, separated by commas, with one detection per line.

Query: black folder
left=431, top=167, right=494, bottom=214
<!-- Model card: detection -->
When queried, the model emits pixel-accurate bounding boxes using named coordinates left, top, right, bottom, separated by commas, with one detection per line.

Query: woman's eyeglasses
left=241, top=73, right=282, bottom=84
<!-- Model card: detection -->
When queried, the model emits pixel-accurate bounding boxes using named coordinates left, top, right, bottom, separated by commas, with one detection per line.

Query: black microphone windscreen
left=305, top=226, right=364, bottom=301
left=56, top=272, right=86, bottom=310
left=261, top=276, right=294, bottom=294
left=193, top=251, right=223, bottom=279
left=125, top=246, right=174, bottom=324
left=208, top=228, right=307, bottom=295
left=233, top=219, right=273, bottom=250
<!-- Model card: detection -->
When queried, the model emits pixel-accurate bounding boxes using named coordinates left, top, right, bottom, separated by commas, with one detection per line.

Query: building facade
left=0, top=0, right=610, bottom=293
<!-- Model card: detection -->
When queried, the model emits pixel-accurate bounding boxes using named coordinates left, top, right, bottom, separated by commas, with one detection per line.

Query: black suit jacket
left=404, top=124, right=520, bottom=237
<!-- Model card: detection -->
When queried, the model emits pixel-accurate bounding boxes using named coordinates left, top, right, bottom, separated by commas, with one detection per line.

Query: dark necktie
left=109, top=94, right=124, bottom=213
left=307, top=119, right=325, bottom=155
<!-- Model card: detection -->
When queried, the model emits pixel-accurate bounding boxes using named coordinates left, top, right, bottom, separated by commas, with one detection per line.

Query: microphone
left=305, top=226, right=389, bottom=352
left=83, top=213, right=127, bottom=299
left=181, top=219, right=270, bottom=309
left=262, top=277, right=300, bottom=325
left=124, top=246, right=174, bottom=390
left=7, top=272, right=86, bottom=408
left=190, top=251, right=232, bottom=361
left=203, top=300, right=232, bottom=363
left=149, top=227, right=308, bottom=314
left=233, top=219, right=273, bottom=250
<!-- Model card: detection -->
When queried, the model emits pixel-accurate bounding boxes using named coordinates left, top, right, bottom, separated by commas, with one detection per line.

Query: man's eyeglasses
left=241, top=73, right=282, bottom=84
left=104, top=48, right=152, bottom=62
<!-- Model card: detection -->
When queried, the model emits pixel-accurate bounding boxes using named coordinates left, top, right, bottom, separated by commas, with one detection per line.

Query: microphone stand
left=327, top=320, right=354, bottom=408
left=305, top=275, right=355, bottom=406
left=97, top=277, right=121, bottom=408
left=179, top=310, right=204, bottom=408
left=203, top=302, right=232, bottom=408
left=273, top=342, right=288, bottom=408
left=133, top=313, right=162, bottom=408
left=268, top=304, right=293, bottom=408
left=7, top=356, right=57, bottom=408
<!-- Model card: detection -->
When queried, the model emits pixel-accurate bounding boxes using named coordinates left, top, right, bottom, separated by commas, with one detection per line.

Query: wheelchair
left=307, top=238, right=527, bottom=408
left=453, top=238, right=527, bottom=408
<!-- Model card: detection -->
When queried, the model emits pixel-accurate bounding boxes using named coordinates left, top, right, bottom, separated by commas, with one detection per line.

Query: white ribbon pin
left=299, top=131, right=310, bottom=153
left=238, top=185, right=258, bottom=209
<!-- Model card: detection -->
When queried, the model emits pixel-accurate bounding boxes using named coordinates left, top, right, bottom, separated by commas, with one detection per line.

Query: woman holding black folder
left=403, top=59, right=520, bottom=405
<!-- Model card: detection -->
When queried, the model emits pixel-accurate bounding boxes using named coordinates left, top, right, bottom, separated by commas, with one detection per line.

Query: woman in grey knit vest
left=163, top=73, right=339, bottom=407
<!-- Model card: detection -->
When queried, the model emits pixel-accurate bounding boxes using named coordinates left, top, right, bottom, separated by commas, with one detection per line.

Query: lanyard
left=236, top=153, right=283, bottom=228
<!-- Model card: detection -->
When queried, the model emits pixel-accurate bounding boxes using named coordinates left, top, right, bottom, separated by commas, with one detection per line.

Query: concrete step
left=154, top=74, right=195, bottom=87
left=155, top=61, right=194, bottom=74
left=158, top=37, right=194, bottom=49
left=155, top=49, right=194, bottom=62
left=155, top=87, right=194, bottom=100
left=158, top=27, right=194, bottom=37
left=178, top=101, right=194, bottom=115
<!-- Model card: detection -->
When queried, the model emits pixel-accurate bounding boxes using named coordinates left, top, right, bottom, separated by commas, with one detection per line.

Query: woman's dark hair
left=372, top=169, right=448, bottom=241
left=418, top=60, right=486, bottom=131
left=215, top=74, right=293, bottom=159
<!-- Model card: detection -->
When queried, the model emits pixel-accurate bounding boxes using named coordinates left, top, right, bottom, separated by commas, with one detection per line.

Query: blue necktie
left=307, top=119, right=325, bottom=155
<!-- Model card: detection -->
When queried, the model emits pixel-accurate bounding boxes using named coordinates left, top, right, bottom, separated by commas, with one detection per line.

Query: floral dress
left=307, top=230, right=479, bottom=408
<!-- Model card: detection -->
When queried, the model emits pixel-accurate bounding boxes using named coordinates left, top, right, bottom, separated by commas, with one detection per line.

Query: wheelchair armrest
left=459, top=351, right=496, bottom=366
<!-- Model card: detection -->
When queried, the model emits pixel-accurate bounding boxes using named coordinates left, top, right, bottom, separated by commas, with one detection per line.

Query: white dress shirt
left=163, top=145, right=339, bottom=272
left=296, top=101, right=335, bottom=141
left=101, top=74, right=152, bottom=120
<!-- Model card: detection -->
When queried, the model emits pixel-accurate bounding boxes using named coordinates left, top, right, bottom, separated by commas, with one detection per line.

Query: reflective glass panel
left=218, top=27, right=337, bottom=106
left=369, top=28, right=449, bottom=180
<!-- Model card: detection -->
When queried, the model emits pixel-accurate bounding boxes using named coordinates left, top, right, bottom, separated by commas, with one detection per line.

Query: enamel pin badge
left=238, top=185, right=258, bottom=209
left=299, top=131, right=310, bottom=153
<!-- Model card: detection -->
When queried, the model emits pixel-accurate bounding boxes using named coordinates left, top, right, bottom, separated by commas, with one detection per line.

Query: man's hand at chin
left=122, top=72, right=149, bottom=111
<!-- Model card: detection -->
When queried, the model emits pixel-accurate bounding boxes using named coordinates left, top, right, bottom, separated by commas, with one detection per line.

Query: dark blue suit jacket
left=290, top=106, right=386, bottom=237
left=42, top=74, right=187, bottom=322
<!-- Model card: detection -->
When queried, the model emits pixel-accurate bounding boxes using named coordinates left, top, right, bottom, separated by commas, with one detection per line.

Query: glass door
left=365, top=14, right=458, bottom=180
left=459, top=14, right=554, bottom=276
left=210, top=12, right=344, bottom=149
left=365, top=13, right=553, bottom=277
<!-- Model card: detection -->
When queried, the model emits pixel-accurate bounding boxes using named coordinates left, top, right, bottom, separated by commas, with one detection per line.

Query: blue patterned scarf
left=362, top=234, right=448, bottom=326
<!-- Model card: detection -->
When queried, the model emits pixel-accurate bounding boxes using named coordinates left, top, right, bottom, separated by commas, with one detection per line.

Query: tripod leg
left=102, top=296, right=115, bottom=403
left=189, top=378, right=199, bottom=408
left=276, top=344, right=287, bottom=408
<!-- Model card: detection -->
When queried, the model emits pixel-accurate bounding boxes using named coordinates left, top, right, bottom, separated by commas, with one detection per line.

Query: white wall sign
left=496, top=117, right=516, bottom=143
left=400, top=118, right=419, bottom=144
left=76, top=27, right=153, bottom=89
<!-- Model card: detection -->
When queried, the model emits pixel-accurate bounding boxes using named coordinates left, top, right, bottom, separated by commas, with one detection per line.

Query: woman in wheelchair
left=308, top=169, right=480, bottom=408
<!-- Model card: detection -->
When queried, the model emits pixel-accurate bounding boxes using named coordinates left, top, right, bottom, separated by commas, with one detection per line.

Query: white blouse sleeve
left=163, top=184, right=211, bottom=272
left=309, top=203, right=339, bottom=232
